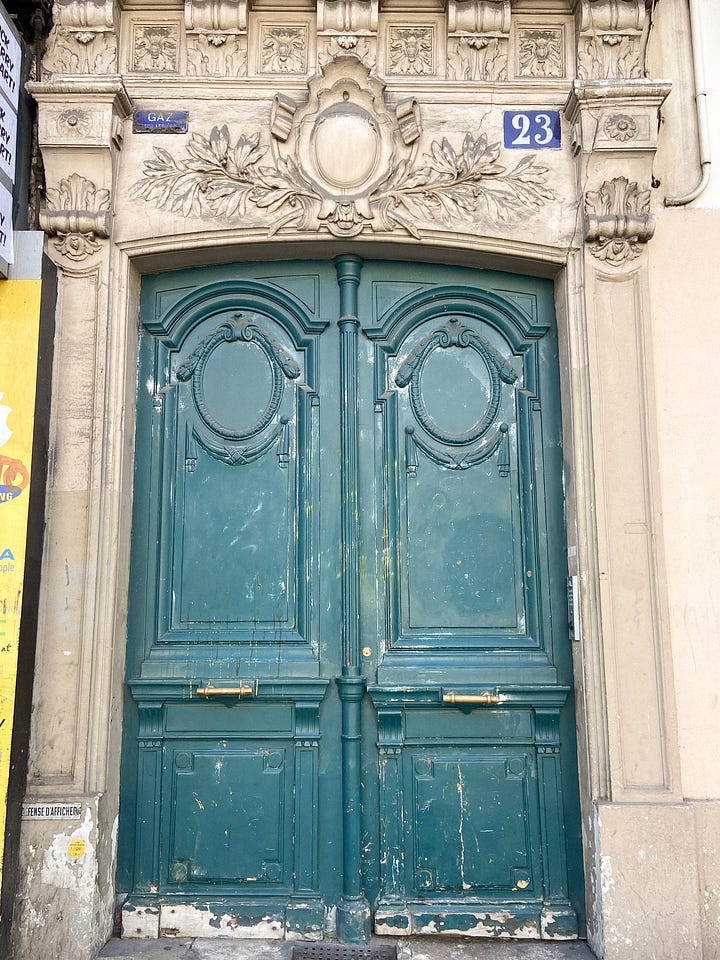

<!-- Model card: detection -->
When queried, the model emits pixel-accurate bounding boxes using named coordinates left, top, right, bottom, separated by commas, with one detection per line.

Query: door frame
left=103, top=237, right=600, bottom=939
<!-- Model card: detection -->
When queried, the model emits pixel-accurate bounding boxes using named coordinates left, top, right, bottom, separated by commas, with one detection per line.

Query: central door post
left=334, top=255, right=372, bottom=943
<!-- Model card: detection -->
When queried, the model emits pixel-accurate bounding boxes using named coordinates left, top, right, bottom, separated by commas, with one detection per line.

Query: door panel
left=118, top=259, right=583, bottom=941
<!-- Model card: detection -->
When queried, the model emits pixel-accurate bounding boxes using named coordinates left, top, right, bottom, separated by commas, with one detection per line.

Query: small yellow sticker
left=68, top=839, right=86, bottom=859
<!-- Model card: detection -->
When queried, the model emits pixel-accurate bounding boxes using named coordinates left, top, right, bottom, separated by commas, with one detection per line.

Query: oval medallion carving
left=418, top=345, right=493, bottom=442
left=202, top=339, right=275, bottom=438
left=176, top=315, right=300, bottom=443
left=312, top=102, right=381, bottom=191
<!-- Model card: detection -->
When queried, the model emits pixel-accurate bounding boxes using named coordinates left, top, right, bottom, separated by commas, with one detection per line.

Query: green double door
left=119, top=257, right=583, bottom=940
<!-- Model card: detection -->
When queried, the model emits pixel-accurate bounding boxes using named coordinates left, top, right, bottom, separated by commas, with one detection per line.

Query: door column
left=334, top=255, right=372, bottom=943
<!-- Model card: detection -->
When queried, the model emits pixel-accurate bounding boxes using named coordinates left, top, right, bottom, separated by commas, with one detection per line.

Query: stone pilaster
left=565, top=74, right=702, bottom=960
left=12, top=71, right=132, bottom=960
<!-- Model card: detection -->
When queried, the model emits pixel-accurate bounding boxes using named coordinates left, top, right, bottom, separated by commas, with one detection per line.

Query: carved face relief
left=261, top=27, right=307, bottom=74
left=133, top=25, right=179, bottom=72
left=388, top=27, right=434, bottom=76
left=518, top=29, right=563, bottom=78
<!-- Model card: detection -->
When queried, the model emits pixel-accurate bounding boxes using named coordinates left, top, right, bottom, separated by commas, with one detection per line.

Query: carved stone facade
left=13, top=2, right=720, bottom=960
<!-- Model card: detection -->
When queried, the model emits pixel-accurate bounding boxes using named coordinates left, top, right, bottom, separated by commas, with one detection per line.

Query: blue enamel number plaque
left=503, top=110, right=561, bottom=149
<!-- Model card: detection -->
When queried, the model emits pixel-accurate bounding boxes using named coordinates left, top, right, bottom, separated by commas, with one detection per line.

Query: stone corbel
left=27, top=78, right=132, bottom=266
left=185, top=0, right=248, bottom=77
left=583, top=176, right=654, bottom=264
left=317, top=1, right=378, bottom=67
left=39, top=173, right=110, bottom=261
left=42, top=0, right=118, bottom=77
left=447, top=1, right=513, bottom=82
left=565, top=79, right=670, bottom=264
left=572, top=0, right=652, bottom=81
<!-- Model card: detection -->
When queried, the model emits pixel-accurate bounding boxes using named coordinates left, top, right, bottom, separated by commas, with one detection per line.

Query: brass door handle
left=196, top=681, right=256, bottom=699
left=443, top=691, right=500, bottom=705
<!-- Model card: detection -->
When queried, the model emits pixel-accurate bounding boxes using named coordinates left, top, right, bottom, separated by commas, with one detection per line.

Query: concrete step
left=96, top=938, right=597, bottom=960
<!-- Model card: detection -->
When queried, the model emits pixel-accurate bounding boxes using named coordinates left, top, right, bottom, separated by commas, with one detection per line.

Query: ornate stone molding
left=572, top=0, right=652, bottom=80
left=318, top=1, right=377, bottom=34
left=584, top=176, right=654, bottom=264
left=42, top=0, right=117, bottom=77
left=39, top=173, right=111, bottom=261
left=185, top=0, right=248, bottom=77
left=565, top=81, right=669, bottom=264
left=318, top=0, right=377, bottom=68
left=565, top=80, right=671, bottom=155
left=130, top=55, right=555, bottom=239
left=447, top=0, right=512, bottom=81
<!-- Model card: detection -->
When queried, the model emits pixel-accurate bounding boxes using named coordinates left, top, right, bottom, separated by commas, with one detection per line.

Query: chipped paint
left=158, top=903, right=285, bottom=938
left=40, top=808, right=95, bottom=891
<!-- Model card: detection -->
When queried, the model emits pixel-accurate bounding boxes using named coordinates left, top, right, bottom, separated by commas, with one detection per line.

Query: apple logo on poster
left=0, top=394, right=11, bottom=448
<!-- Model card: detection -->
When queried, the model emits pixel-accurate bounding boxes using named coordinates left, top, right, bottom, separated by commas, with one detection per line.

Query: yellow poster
left=0, top=278, right=42, bottom=886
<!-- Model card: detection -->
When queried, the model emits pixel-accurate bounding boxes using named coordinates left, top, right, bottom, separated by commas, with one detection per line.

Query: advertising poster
left=0, top=276, right=42, bottom=886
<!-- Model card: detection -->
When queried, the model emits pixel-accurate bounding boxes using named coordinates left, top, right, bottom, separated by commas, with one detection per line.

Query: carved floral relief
left=447, top=36, right=507, bottom=82
left=42, top=30, right=116, bottom=76
left=187, top=34, right=247, bottom=77
left=41, top=0, right=117, bottom=76
left=319, top=35, right=375, bottom=70
left=129, top=57, right=555, bottom=240
left=574, top=0, right=649, bottom=80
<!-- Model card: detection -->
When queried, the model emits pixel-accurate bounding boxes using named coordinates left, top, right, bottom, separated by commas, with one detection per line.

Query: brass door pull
left=443, top=691, right=500, bottom=705
left=196, top=682, right=256, bottom=699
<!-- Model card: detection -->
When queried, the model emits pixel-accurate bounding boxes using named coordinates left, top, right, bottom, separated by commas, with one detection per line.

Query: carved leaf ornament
left=130, top=57, right=555, bottom=238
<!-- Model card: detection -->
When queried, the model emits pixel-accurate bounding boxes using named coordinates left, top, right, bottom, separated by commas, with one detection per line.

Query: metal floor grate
left=292, top=943, right=397, bottom=960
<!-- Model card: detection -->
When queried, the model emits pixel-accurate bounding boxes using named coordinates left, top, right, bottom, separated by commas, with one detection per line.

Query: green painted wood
left=118, top=259, right=583, bottom=941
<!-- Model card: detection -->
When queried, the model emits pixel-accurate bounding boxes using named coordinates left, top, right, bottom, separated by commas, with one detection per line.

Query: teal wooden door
left=118, top=258, right=583, bottom=941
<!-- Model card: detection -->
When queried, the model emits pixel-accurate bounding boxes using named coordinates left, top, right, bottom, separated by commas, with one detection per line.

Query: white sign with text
left=0, top=95, right=16, bottom=182
left=0, top=178, right=13, bottom=264
left=0, top=7, right=20, bottom=114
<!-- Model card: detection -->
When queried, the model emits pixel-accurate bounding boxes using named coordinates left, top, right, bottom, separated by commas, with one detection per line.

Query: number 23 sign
left=503, top=110, right=561, bottom=149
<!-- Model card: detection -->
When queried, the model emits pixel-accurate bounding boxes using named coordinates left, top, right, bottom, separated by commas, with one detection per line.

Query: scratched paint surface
left=118, top=261, right=583, bottom=939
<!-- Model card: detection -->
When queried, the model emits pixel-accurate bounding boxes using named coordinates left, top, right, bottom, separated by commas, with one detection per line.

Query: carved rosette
left=584, top=176, right=654, bottom=265
left=130, top=55, right=556, bottom=239
left=573, top=0, right=650, bottom=80
left=40, top=173, right=111, bottom=261
left=42, top=0, right=117, bottom=76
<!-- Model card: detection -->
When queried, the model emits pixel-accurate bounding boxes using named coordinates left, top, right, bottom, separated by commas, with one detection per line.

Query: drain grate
left=292, top=943, right=397, bottom=960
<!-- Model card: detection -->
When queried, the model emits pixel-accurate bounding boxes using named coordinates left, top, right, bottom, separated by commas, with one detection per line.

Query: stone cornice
left=564, top=78, right=673, bottom=114
left=26, top=77, right=133, bottom=118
